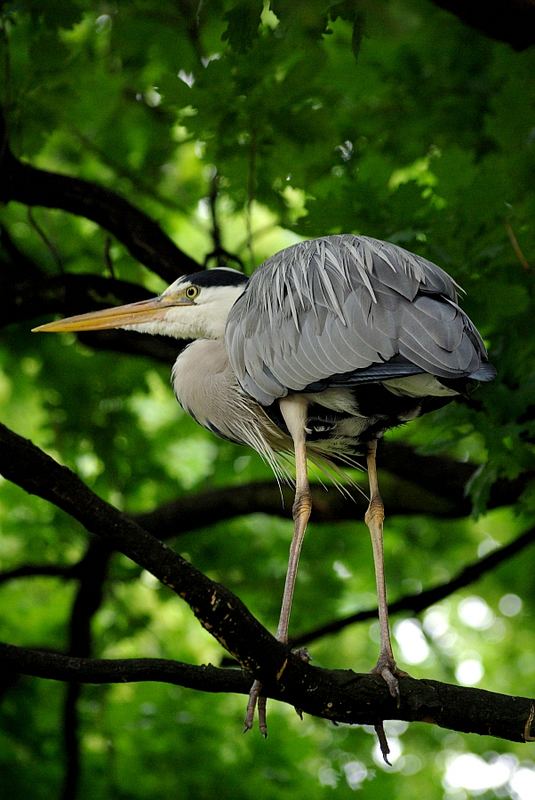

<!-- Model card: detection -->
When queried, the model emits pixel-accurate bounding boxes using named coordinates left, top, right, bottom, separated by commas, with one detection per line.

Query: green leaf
left=222, top=1, right=263, bottom=53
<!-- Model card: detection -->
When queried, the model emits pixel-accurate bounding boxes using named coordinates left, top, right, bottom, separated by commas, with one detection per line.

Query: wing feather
left=226, top=235, right=491, bottom=405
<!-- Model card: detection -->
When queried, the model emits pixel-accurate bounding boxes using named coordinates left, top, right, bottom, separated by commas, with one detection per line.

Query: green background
left=1, top=1, right=534, bottom=797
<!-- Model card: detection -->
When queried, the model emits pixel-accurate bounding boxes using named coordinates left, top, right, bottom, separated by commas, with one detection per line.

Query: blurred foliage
left=1, top=0, right=535, bottom=798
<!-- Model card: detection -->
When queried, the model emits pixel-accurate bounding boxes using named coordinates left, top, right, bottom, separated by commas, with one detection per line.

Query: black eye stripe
left=179, top=269, right=248, bottom=288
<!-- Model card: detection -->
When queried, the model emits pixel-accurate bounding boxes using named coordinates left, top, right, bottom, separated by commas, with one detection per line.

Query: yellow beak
left=32, top=296, right=187, bottom=333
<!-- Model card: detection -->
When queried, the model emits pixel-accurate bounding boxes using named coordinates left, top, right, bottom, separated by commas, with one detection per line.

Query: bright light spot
left=197, top=198, right=211, bottom=220
left=400, top=753, right=423, bottom=775
left=178, top=69, right=195, bottom=87
left=510, top=766, right=535, bottom=800
left=386, top=720, right=409, bottom=735
left=140, top=570, right=159, bottom=588
left=444, top=753, right=512, bottom=793
left=333, top=560, right=352, bottom=580
left=484, top=617, right=506, bottom=643
left=458, top=596, right=494, bottom=629
left=75, top=452, right=103, bottom=479
left=201, top=53, right=221, bottom=67
left=95, top=14, right=111, bottom=31
left=477, top=536, right=499, bottom=557
left=499, top=593, right=523, bottom=617
left=373, top=735, right=402, bottom=767
left=145, top=87, right=161, bottom=107
left=455, top=658, right=484, bottom=685
left=343, top=760, right=367, bottom=789
left=336, top=140, right=354, bottom=161
left=318, top=766, right=338, bottom=788
left=394, top=619, right=430, bottom=664
left=423, top=607, right=449, bottom=638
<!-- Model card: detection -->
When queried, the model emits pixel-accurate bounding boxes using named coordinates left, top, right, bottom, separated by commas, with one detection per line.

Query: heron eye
left=185, top=285, right=199, bottom=300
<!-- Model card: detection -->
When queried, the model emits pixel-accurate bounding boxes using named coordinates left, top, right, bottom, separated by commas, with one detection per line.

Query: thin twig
left=0, top=563, right=79, bottom=585
left=103, top=235, right=116, bottom=278
left=27, top=208, right=64, bottom=273
left=505, top=220, right=531, bottom=270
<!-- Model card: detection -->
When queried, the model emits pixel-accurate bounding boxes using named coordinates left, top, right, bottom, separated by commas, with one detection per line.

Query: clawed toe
left=244, top=679, right=268, bottom=737
left=371, top=657, right=408, bottom=704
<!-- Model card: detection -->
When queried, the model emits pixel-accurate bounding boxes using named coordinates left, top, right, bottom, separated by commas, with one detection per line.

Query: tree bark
left=1, top=642, right=534, bottom=744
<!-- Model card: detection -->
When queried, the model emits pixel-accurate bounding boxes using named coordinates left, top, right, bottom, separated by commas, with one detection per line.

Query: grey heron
left=33, top=234, right=495, bottom=734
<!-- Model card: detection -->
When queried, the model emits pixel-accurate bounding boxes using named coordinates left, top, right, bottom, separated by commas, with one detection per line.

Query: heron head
left=32, top=268, right=249, bottom=340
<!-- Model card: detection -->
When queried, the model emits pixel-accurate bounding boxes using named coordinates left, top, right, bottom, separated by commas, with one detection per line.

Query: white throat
left=122, top=284, right=245, bottom=341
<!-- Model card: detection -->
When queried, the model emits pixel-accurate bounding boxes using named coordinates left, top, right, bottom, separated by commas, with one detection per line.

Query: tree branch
left=1, top=423, right=534, bottom=744
left=0, top=110, right=200, bottom=283
left=1, top=271, right=151, bottom=325
left=61, top=539, right=111, bottom=800
left=0, top=269, right=181, bottom=362
left=0, top=563, right=79, bottom=585
left=1, top=642, right=534, bottom=744
left=136, top=462, right=530, bottom=538
left=0, top=422, right=287, bottom=679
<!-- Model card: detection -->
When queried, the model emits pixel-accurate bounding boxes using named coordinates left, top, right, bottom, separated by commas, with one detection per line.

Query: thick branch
left=1, top=642, right=534, bottom=743
left=0, top=112, right=199, bottom=283
left=1, top=424, right=534, bottom=743
left=0, top=422, right=286, bottom=679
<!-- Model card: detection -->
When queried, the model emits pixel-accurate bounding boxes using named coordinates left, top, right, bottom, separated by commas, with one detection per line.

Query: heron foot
left=370, top=656, right=407, bottom=766
left=244, top=679, right=268, bottom=736
left=374, top=722, right=392, bottom=766
left=243, top=648, right=311, bottom=735
left=371, top=654, right=408, bottom=705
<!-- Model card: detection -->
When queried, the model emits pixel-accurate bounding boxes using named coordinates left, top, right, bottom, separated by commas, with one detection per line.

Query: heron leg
left=244, top=395, right=311, bottom=734
left=365, top=439, right=406, bottom=701
left=275, top=396, right=312, bottom=643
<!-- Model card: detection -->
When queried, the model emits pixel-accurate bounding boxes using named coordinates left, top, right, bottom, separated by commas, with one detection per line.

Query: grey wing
left=225, top=235, right=492, bottom=406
